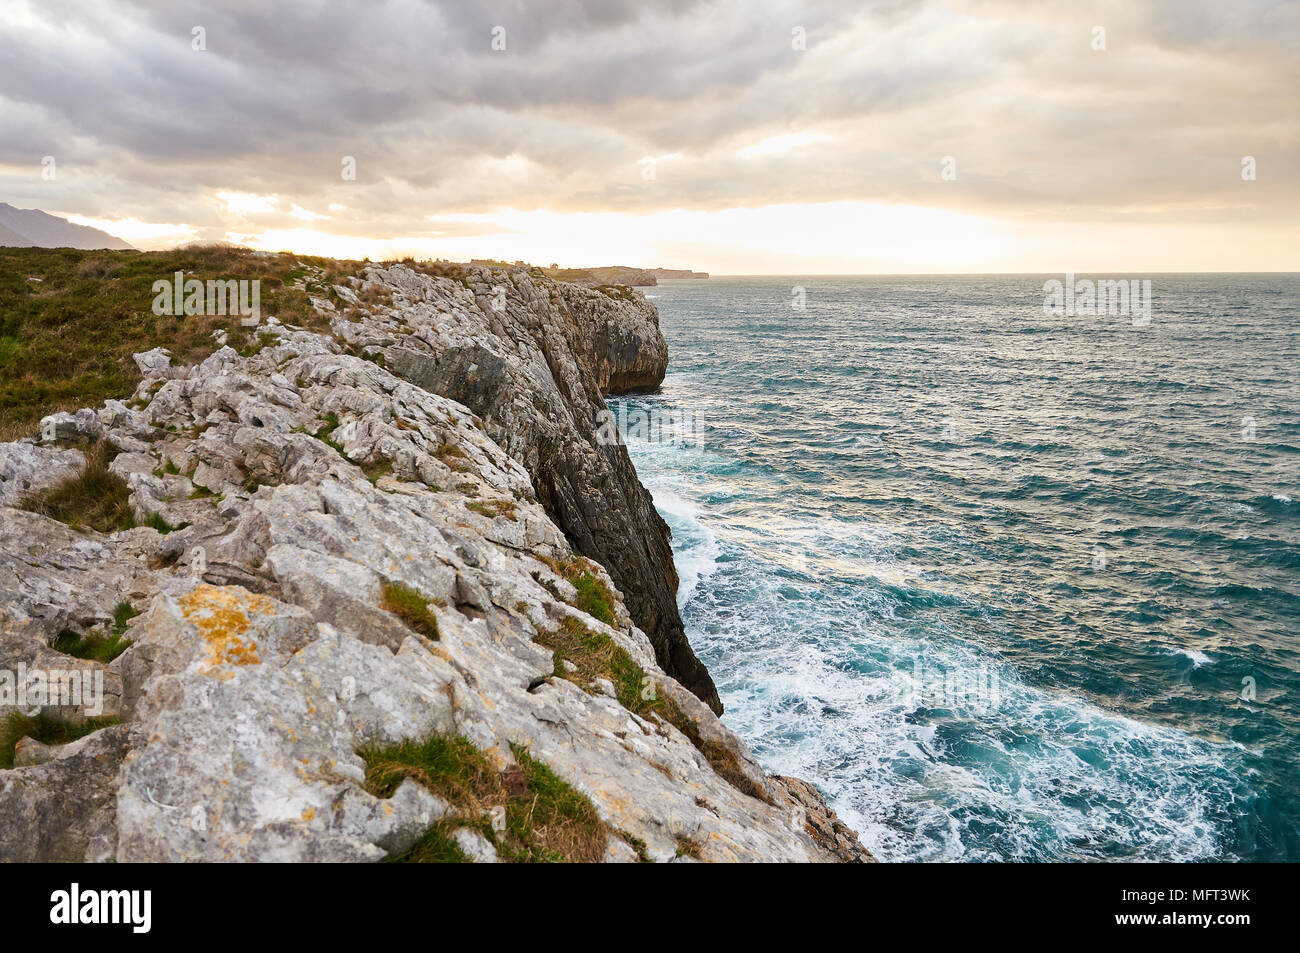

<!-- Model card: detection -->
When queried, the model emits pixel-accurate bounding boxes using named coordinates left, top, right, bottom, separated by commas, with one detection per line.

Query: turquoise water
left=611, top=274, right=1300, bottom=862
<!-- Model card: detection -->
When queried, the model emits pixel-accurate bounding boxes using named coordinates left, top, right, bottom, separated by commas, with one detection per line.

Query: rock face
left=0, top=267, right=871, bottom=862
left=344, top=264, right=720, bottom=712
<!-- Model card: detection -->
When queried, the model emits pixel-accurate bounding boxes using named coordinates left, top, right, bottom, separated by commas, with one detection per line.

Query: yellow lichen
left=178, top=584, right=274, bottom=674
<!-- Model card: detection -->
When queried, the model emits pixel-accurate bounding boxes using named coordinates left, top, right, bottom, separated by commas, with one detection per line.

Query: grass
left=312, top=412, right=345, bottom=453
left=0, top=245, right=365, bottom=441
left=18, top=441, right=134, bottom=532
left=433, top=441, right=466, bottom=466
left=49, top=601, right=139, bottom=663
left=0, top=712, right=120, bottom=769
left=140, top=511, right=188, bottom=534
left=618, top=830, right=652, bottom=862
left=360, top=733, right=608, bottom=863
left=361, top=458, right=392, bottom=485
left=466, top=498, right=517, bottom=520
left=537, top=617, right=659, bottom=715
left=570, top=572, right=615, bottom=625
left=536, top=553, right=617, bottom=626
left=18, top=442, right=192, bottom=535
left=538, top=616, right=771, bottom=804
left=234, top=329, right=281, bottom=358
left=675, top=835, right=704, bottom=859
left=380, top=580, right=440, bottom=640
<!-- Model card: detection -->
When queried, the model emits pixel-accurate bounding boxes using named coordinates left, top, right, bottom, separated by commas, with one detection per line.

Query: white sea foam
left=648, top=486, right=721, bottom=608
left=1168, top=647, right=1214, bottom=668
left=663, top=502, right=1243, bottom=861
left=617, top=381, right=1252, bottom=862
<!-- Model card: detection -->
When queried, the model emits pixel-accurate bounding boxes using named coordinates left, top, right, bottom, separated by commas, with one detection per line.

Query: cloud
left=0, top=0, right=1294, bottom=267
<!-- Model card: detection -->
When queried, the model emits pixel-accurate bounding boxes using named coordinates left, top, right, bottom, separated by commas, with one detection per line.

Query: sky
left=1, top=0, right=1297, bottom=273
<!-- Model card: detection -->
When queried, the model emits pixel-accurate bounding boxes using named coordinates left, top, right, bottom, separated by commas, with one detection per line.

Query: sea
left=609, top=273, right=1299, bottom=861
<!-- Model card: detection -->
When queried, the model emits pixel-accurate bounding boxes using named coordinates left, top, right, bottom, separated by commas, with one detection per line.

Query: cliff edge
left=0, top=261, right=870, bottom=862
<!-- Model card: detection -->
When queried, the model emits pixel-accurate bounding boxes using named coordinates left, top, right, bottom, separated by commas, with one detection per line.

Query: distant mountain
left=0, top=222, right=35, bottom=247
left=0, top=203, right=133, bottom=250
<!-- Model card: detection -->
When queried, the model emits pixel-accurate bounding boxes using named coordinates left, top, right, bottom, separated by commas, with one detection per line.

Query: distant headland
left=531, top=264, right=709, bottom=287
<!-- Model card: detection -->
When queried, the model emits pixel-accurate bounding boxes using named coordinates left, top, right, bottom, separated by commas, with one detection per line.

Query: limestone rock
left=0, top=442, right=83, bottom=507
left=0, top=265, right=870, bottom=863
left=12, top=736, right=55, bottom=767
left=0, top=725, right=134, bottom=862
left=353, top=264, right=718, bottom=712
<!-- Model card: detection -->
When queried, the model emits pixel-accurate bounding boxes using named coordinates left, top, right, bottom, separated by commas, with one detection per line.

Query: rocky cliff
left=539, top=265, right=658, bottom=287
left=0, top=263, right=869, bottom=862
left=352, top=265, right=720, bottom=712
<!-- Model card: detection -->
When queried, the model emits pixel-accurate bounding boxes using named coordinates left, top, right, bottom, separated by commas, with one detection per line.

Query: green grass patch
left=570, top=572, right=615, bottom=625
left=361, top=458, right=392, bottom=485
left=0, top=712, right=121, bottom=769
left=18, top=441, right=134, bottom=532
left=49, top=601, right=138, bottom=663
left=235, top=330, right=280, bottom=358
left=140, top=511, right=188, bottom=534
left=537, top=616, right=770, bottom=804
left=466, top=498, right=517, bottom=520
left=536, top=553, right=617, bottom=626
left=312, top=411, right=345, bottom=453
left=0, top=245, right=364, bottom=441
left=379, top=580, right=440, bottom=640
left=537, top=617, right=656, bottom=715
left=360, top=733, right=607, bottom=863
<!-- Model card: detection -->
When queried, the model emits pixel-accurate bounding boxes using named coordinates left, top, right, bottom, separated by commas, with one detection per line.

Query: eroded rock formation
left=0, top=266, right=869, bottom=862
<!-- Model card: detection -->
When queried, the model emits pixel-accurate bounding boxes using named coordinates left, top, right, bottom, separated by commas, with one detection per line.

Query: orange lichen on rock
left=178, top=584, right=274, bottom=674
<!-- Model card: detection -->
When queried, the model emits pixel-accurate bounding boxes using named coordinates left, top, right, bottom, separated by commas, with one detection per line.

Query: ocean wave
left=1166, top=647, right=1214, bottom=668
left=623, top=274, right=1300, bottom=860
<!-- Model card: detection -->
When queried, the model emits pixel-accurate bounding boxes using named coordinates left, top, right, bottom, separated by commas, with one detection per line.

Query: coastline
left=0, top=249, right=870, bottom=862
